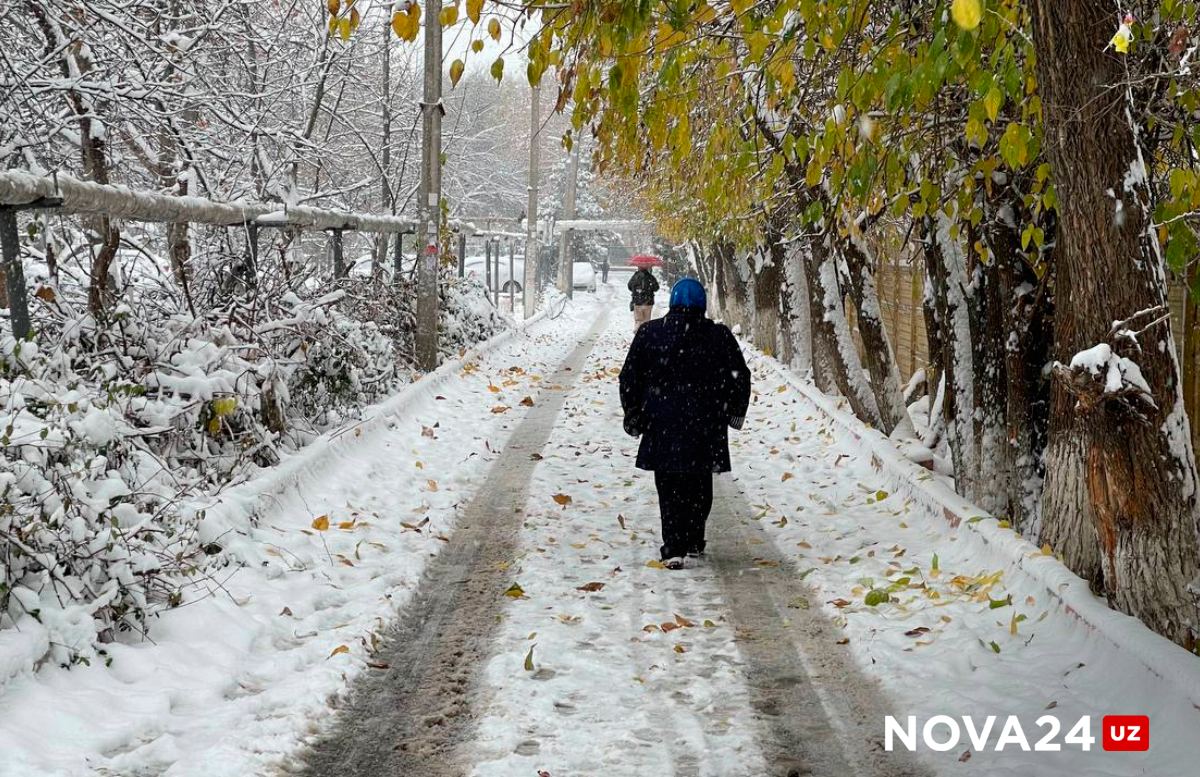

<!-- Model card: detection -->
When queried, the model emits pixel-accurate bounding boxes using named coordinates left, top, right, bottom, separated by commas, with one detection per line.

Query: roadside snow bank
left=738, top=350, right=1200, bottom=774
left=765, top=356, right=1200, bottom=710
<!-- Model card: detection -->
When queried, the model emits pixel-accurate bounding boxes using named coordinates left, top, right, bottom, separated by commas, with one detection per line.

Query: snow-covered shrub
left=1, top=334, right=205, bottom=666
left=439, top=273, right=506, bottom=356
left=1, top=235, right=504, bottom=667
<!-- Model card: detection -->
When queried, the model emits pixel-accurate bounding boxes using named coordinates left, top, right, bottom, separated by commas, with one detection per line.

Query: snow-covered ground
left=0, top=297, right=603, bottom=777
left=468, top=312, right=774, bottom=775
left=4, top=292, right=1199, bottom=776
left=735, top=350, right=1200, bottom=775
left=466, top=305, right=1200, bottom=776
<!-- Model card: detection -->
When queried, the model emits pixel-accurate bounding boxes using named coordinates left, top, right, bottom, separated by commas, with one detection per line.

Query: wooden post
left=415, top=0, right=443, bottom=370
left=457, top=231, right=466, bottom=278
left=244, top=221, right=260, bottom=288
left=557, top=142, right=580, bottom=296
left=330, top=228, right=345, bottom=279
left=393, top=231, right=404, bottom=284
left=523, top=85, right=540, bottom=318
left=485, top=238, right=493, bottom=303
left=0, top=207, right=31, bottom=340
left=493, top=238, right=501, bottom=305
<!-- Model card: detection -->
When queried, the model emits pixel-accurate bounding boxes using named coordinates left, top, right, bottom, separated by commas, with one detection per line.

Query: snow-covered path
left=0, top=296, right=606, bottom=777
left=455, top=308, right=921, bottom=777
left=298, top=302, right=922, bottom=777
left=296, top=298, right=1200, bottom=777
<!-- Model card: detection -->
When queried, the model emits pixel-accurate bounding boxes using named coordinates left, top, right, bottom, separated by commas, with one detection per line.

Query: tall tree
left=1031, top=0, right=1200, bottom=645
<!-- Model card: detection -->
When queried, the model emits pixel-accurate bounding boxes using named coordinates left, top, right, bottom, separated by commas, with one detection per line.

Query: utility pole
left=556, top=141, right=581, bottom=297
left=378, top=21, right=393, bottom=275
left=415, top=0, right=443, bottom=370
left=523, top=84, right=540, bottom=318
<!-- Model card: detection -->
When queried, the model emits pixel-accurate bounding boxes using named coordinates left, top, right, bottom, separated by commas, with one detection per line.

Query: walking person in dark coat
left=619, top=278, right=752, bottom=569
left=627, top=267, right=659, bottom=330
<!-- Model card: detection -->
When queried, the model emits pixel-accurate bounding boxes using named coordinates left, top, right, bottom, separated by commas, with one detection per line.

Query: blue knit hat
left=669, top=278, right=707, bottom=311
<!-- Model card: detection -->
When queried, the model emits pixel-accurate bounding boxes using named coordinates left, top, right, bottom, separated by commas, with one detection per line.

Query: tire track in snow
left=708, top=479, right=930, bottom=777
left=463, top=311, right=771, bottom=777
left=294, top=308, right=610, bottom=777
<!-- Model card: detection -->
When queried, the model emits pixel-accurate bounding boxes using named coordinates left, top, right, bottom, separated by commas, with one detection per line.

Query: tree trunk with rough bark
left=713, top=240, right=750, bottom=332
left=1031, top=0, right=1200, bottom=646
left=753, top=253, right=782, bottom=357
left=802, top=234, right=882, bottom=426
left=840, top=229, right=911, bottom=436
left=784, top=242, right=812, bottom=374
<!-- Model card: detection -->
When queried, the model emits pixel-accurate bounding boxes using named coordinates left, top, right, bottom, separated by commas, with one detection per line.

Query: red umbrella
left=630, top=254, right=663, bottom=268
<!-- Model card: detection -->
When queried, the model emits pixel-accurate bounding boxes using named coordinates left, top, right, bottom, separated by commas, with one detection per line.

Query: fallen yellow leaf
left=311, top=515, right=330, bottom=531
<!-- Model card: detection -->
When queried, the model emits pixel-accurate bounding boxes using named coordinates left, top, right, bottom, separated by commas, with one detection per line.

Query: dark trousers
left=654, top=471, right=714, bottom=559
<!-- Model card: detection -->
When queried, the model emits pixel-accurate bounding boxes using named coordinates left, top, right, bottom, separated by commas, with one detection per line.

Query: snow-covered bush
left=1, top=238, right=504, bottom=668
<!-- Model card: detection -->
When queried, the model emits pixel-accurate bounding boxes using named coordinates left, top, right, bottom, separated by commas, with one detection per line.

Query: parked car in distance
left=463, top=253, right=526, bottom=292
left=572, top=259, right=597, bottom=292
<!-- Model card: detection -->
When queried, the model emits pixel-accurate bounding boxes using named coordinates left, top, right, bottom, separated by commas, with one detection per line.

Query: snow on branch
left=1054, top=306, right=1166, bottom=418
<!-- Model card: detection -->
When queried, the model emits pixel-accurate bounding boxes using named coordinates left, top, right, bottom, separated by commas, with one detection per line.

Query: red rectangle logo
left=1102, top=715, right=1149, bottom=751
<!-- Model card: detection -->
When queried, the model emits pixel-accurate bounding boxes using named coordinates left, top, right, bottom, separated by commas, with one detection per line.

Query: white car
left=572, top=259, right=597, bottom=292
left=463, top=253, right=526, bottom=292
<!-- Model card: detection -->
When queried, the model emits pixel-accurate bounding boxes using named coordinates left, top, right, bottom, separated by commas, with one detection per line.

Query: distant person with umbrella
left=620, top=278, right=751, bottom=569
left=627, top=254, right=661, bottom=331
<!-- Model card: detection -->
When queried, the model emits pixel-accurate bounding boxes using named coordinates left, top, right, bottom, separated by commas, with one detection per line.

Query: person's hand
left=729, top=415, right=745, bottom=430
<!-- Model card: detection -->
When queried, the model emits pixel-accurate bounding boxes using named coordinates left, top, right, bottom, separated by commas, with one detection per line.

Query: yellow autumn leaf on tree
left=487, top=17, right=501, bottom=42
left=450, top=58, right=465, bottom=86
left=466, top=0, right=483, bottom=25
left=338, top=17, right=352, bottom=41
left=439, top=5, right=457, bottom=27
left=471, top=39, right=484, bottom=53
left=1110, top=21, right=1133, bottom=54
left=326, top=0, right=339, bottom=14
left=950, top=0, right=982, bottom=30
left=490, top=56, right=504, bottom=82
left=392, top=4, right=421, bottom=41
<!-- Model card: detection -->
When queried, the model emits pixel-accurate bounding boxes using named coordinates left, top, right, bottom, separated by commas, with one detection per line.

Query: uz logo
left=1102, top=715, right=1150, bottom=752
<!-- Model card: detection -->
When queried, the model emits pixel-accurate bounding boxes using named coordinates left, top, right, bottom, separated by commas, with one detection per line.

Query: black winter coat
left=619, top=308, right=752, bottom=472
left=627, top=269, right=659, bottom=306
